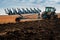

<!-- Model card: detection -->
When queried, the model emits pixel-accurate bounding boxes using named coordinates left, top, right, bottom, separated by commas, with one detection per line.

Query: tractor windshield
left=45, top=8, right=49, bottom=12
left=45, top=7, right=55, bottom=12
left=45, top=8, right=51, bottom=12
left=51, top=8, right=54, bottom=12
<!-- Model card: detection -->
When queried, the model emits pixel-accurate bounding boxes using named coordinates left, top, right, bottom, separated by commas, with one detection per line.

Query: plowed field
left=0, top=18, right=60, bottom=40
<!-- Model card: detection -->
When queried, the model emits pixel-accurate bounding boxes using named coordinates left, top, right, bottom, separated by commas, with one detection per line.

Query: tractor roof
left=46, top=7, right=55, bottom=9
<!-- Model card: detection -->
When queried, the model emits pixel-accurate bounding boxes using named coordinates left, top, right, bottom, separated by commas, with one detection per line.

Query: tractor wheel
left=50, top=15, right=57, bottom=20
left=54, top=15, right=58, bottom=18
left=15, top=17, right=22, bottom=23
left=47, top=15, right=51, bottom=19
left=42, top=14, right=47, bottom=19
left=15, top=18, right=20, bottom=23
left=51, top=15, right=54, bottom=19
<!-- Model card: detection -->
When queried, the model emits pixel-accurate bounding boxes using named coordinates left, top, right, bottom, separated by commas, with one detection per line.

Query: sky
left=0, top=0, right=60, bottom=15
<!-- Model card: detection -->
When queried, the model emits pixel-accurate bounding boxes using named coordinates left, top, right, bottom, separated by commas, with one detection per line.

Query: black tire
left=54, top=15, right=58, bottom=18
left=15, top=17, right=20, bottom=23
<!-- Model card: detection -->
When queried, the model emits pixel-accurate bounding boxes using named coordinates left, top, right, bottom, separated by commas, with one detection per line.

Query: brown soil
left=57, top=13, right=60, bottom=18
left=0, top=14, right=38, bottom=24
left=0, top=18, right=60, bottom=40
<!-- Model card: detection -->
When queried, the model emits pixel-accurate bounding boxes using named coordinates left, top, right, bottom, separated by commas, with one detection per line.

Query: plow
left=4, top=8, right=41, bottom=23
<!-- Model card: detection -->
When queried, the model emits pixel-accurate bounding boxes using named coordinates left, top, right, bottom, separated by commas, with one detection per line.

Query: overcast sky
left=0, top=0, right=60, bottom=15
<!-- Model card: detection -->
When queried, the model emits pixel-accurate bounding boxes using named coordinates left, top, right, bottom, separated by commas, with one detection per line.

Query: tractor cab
left=42, top=7, right=57, bottom=19
left=45, top=7, right=56, bottom=12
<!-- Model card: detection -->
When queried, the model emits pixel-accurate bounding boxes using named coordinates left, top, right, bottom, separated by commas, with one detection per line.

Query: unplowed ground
left=0, top=18, right=60, bottom=40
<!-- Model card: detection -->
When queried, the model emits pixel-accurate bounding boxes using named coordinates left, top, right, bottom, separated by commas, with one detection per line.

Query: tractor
left=42, top=7, right=57, bottom=19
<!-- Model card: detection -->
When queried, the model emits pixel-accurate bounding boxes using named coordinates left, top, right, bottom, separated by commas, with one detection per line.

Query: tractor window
left=45, top=8, right=49, bottom=12
left=51, top=9, right=54, bottom=12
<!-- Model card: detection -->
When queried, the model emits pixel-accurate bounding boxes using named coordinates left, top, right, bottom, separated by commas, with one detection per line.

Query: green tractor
left=42, top=7, right=57, bottom=19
